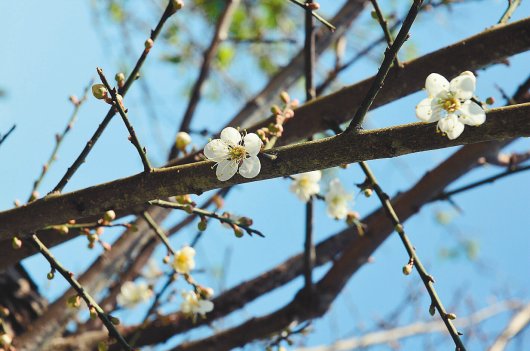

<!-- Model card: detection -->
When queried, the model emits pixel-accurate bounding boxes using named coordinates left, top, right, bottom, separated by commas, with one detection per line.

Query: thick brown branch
left=1, top=103, right=529, bottom=240
left=254, top=17, right=530, bottom=146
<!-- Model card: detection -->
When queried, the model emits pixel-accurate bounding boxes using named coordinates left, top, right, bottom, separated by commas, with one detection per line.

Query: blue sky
left=0, top=1, right=529, bottom=350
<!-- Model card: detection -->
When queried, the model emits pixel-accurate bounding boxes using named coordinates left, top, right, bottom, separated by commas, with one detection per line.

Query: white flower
left=117, top=281, right=153, bottom=308
left=173, top=245, right=196, bottom=274
left=204, top=127, right=262, bottom=181
left=176, top=131, right=192, bottom=151
left=416, top=71, right=486, bottom=140
left=142, top=259, right=162, bottom=282
left=290, top=171, right=321, bottom=202
left=180, top=290, right=214, bottom=318
left=325, top=178, right=353, bottom=220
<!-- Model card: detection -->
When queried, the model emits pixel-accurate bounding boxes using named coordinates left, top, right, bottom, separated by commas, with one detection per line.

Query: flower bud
left=446, top=313, right=457, bottom=320
left=12, top=237, right=22, bottom=249
left=170, top=0, right=184, bottom=14
left=197, top=218, right=207, bottom=231
left=54, top=225, right=69, bottom=235
left=486, top=97, right=495, bottom=105
left=163, top=255, right=170, bottom=264
left=307, top=2, right=320, bottom=10
left=280, top=91, right=290, bottom=104
left=89, top=306, right=98, bottom=320
left=402, top=264, right=413, bottom=275
left=271, top=105, right=282, bottom=115
left=175, top=131, right=192, bottom=151
left=145, top=38, right=154, bottom=50
left=103, top=210, right=116, bottom=222
left=233, top=225, right=244, bottom=238
left=91, top=84, right=108, bottom=100
left=0, top=334, right=12, bottom=347
left=115, top=72, right=125, bottom=83
left=429, top=304, right=436, bottom=316
left=67, top=295, right=81, bottom=309
left=110, top=315, right=121, bottom=325
left=47, top=271, right=55, bottom=280
left=363, top=188, right=373, bottom=197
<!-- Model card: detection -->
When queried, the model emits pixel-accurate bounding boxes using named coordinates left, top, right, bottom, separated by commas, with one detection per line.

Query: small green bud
left=91, top=84, right=108, bottom=100
left=89, top=306, right=98, bottom=320
left=12, top=237, right=22, bottom=249
left=485, top=97, right=495, bottom=105
left=234, top=225, right=244, bottom=238
left=54, top=225, right=69, bottom=235
left=363, top=188, right=373, bottom=197
left=103, top=210, right=116, bottom=222
left=402, top=264, right=412, bottom=275
left=280, top=91, right=290, bottom=104
left=115, top=72, right=125, bottom=82
left=109, top=315, right=120, bottom=325
left=47, top=271, right=55, bottom=280
left=197, top=219, right=207, bottom=231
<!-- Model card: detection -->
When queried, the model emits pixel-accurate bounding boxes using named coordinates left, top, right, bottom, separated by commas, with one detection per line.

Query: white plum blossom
left=325, top=178, right=353, bottom=220
left=173, top=245, right=196, bottom=274
left=180, top=290, right=214, bottom=319
left=204, top=127, right=262, bottom=181
left=416, top=71, right=486, bottom=140
left=290, top=171, right=322, bottom=202
left=116, top=281, right=153, bottom=308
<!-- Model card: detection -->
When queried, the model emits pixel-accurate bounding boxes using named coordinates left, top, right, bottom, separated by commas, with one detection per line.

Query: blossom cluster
left=290, top=171, right=354, bottom=220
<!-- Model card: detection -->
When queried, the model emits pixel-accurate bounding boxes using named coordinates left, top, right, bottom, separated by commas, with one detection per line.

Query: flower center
left=441, top=96, right=460, bottom=113
left=298, top=178, right=311, bottom=188
left=228, top=145, right=247, bottom=162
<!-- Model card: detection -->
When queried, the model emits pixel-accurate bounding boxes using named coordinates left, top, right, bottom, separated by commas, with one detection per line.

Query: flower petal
left=220, top=127, right=242, bottom=146
left=198, top=300, right=214, bottom=314
left=450, top=71, right=476, bottom=101
left=416, top=97, right=441, bottom=122
left=239, top=156, right=261, bottom=178
left=216, top=160, right=238, bottom=181
left=204, top=139, right=229, bottom=162
left=459, top=100, right=486, bottom=126
left=243, top=133, right=262, bottom=156
left=425, top=73, right=449, bottom=97
left=437, top=114, right=465, bottom=140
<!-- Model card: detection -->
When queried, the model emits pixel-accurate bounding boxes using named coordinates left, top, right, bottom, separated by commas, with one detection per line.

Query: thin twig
left=498, top=0, right=522, bottom=24
left=148, top=199, right=265, bottom=237
left=287, top=0, right=336, bottom=31
left=51, top=0, right=181, bottom=193
left=0, top=124, right=16, bottom=147
left=344, top=0, right=423, bottom=132
left=29, top=234, right=133, bottom=351
left=303, top=0, right=316, bottom=294
left=358, top=161, right=466, bottom=350
left=370, top=0, right=401, bottom=68
left=97, top=68, right=152, bottom=172
left=142, top=211, right=176, bottom=255
left=430, top=163, right=530, bottom=202
left=29, top=80, right=92, bottom=201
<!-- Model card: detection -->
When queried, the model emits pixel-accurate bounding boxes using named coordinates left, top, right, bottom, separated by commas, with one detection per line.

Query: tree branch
left=1, top=103, right=529, bottom=240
